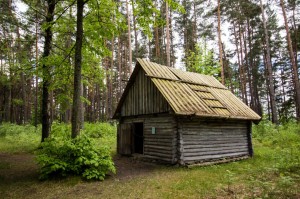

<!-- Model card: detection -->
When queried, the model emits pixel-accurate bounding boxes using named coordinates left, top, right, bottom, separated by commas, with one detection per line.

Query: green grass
left=0, top=121, right=299, bottom=198
left=0, top=123, right=41, bottom=153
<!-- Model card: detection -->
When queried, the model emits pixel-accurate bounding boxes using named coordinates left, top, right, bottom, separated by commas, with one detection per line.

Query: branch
left=54, top=0, right=77, bottom=22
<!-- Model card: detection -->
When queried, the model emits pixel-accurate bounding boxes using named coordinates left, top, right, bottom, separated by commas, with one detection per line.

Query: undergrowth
left=242, top=119, right=300, bottom=198
left=36, top=122, right=117, bottom=180
left=0, top=123, right=40, bottom=153
left=0, top=122, right=117, bottom=180
left=0, top=120, right=299, bottom=196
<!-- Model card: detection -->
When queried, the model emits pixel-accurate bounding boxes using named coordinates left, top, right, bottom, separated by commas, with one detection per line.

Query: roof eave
left=175, top=111, right=261, bottom=121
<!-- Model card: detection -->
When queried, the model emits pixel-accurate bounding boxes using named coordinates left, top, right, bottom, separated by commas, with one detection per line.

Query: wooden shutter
left=117, top=123, right=132, bottom=155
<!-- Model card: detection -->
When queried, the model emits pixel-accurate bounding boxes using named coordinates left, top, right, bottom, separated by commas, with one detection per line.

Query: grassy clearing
left=0, top=123, right=41, bottom=153
left=0, top=121, right=299, bottom=198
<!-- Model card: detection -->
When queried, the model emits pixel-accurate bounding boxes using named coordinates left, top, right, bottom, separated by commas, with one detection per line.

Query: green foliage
left=250, top=120, right=300, bottom=197
left=83, top=122, right=116, bottom=138
left=83, top=122, right=117, bottom=154
left=186, top=41, right=220, bottom=78
left=35, top=122, right=116, bottom=180
left=0, top=123, right=41, bottom=153
left=0, top=122, right=116, bottom=180
left=36, top=134, right=115, bottom=180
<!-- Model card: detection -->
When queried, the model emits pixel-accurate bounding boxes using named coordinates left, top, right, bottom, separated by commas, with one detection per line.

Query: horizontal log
left=183, top=142, right=247, bottom=149
left=182, top=135, right=247, bottom=140
left=144, top=151, right=173, bottom=159
left=144, top=130, right=176, bottom=135
left=178, top=119, right=247, bottom=124
left=183, top=152, right=249, bottom=162
left=183, top=140, right=247, bottom=145
left=145, top=142, right=177, bottom=148
left=144, top=136, right=177, bottom=143
left=144, top=124, right=176, bottom=128
left=142, top=155, right=173, bottom=163
left=183, top=137, right=247, bottom=142
left=184, top=148, right=249, bottom=157
left=144, top=144, right=173, bottom=151
left=181, top=128, right=247, bottom=134
left=144, top=134, right=176, bottom=139
left=187, top=155, right=249, bottom=166
left=183, top=145, right=248, bottom=153
left=144, top=148, right=176, bottom=156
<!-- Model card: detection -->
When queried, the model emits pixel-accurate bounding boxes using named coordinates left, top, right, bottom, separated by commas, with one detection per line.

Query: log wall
left=121, top=69, right=171, bottom=116
left=121, top=115, right=177, bottom=164
left=177, top=118, right=250, bottom=165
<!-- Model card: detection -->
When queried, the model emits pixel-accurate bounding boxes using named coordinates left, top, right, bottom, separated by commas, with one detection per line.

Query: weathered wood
left=184, top=142, right=247, bottom=149
left=183, top=152, right=248, bottom=162
left=178, top=118, right=250, bottom=165
left=187, top=155, right=249, bottom=167
left=143, top=155, right=173, bottom=162
left=120, top=69, right=171, bottom=116
left=184, top=147, right=248, bottom=155
left=247, top=121, right=253, bottom=156
left=118, top=123, right=132, bottom=155
left=143, top=151, right=173, bottom=158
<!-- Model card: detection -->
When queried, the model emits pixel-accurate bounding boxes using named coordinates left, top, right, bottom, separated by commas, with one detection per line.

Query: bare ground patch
left=0, top=152, right=162, bottom=198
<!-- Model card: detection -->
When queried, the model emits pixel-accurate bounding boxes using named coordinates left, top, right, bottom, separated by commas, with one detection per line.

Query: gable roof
left=113, top=58, right=261, bottom=121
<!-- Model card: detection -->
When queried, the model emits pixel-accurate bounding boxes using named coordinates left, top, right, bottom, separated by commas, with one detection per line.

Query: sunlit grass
left=0, top=121, right=299, bottom=198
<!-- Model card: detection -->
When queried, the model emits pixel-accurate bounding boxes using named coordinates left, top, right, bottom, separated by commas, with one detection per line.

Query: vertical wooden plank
left=117, top=123, right=120, bottom=154
left=118, top=123, right=132, bottom=155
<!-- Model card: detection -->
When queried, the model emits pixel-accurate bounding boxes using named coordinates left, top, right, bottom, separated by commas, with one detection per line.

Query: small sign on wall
left=152, top=127, right=156, bottom=134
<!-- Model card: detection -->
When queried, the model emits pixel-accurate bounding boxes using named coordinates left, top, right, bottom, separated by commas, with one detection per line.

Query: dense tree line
left=0, top=0, right=299, bottom=137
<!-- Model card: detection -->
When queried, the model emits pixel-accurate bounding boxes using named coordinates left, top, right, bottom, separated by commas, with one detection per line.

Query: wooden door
left=117, top=123, right=132, bottom=155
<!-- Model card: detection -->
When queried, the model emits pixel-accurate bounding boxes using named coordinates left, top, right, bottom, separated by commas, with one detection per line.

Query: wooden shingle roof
left=114, top=59, right=261, bottom=121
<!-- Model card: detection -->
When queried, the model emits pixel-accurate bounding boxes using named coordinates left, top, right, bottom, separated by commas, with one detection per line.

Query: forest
left=0, top=0, right=300, bottom=197
left=0, top=0, right=299, bottom=127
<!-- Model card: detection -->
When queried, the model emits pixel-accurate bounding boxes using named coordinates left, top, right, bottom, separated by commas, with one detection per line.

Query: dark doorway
left=133, top=123, right=143, bottom=154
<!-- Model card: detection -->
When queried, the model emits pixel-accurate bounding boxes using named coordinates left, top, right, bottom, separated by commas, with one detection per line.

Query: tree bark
left=71, top=0, right=85, bottom=138
left=131, top=0, right=138, bottom=53
left=260, top=0, right=278, bottom=124
left=155, top=0, right=160, bottom=59
left=35, top=9, right=39, bottom=127
left=117, top=36, right=122, bottom=100
left=280, top=0, right=300, bottom=121
left=217, top=0, right=225, bottom=85
left=238, top=23, right=247, bottom=105
left=41, top=0, right=55, bottom=142
left=126, top=0, right=132, bottom=74
left=166, top=1, right=170, bottom=67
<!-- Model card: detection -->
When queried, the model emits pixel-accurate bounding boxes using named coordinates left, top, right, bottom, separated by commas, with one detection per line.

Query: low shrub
left=36, top=134, right=115, bottom=180
left=83, top=122, right=116, bottom=138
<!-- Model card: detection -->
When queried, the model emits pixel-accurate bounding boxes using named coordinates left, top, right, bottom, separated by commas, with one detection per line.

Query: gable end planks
left=121, top=68, right=171, bottom=117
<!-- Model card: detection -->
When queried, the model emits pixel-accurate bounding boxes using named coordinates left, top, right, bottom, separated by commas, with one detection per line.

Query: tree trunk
left=41, top=0, right=55, bottom=142
left=217, top=0, right=225, bottom=85
left=170, top=10, right=175, bottom=68
left=126, top=0, right=132, bottom=74
left=109, top=37, right=114, bottom=119
left=35, top=11, right=39, bottom=127
left=166, top=1, right=170, bottom=67
left=243, top=22, right=254, bottom=111
left=260, top=0, right=278, bottom=124
left=71, top=0, right=85, bottom=138
left=155, top=0, right=160, bottom=60
left=117, top=37, right=122, bottom=100
left=238, top=23, right=247, bottom=105
left=34, top=13, right=39, bottom=127
left=131, top=0, right=138, bottom=53
left=280, top=0, right=300, bottom=121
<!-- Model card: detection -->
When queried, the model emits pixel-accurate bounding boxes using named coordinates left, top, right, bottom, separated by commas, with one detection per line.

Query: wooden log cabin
left=113, top=59, right=261, bottom=165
